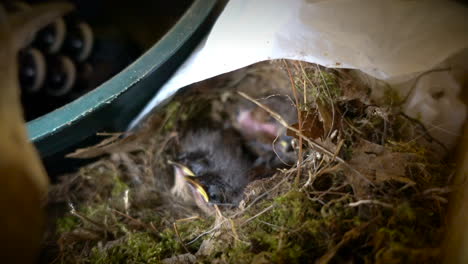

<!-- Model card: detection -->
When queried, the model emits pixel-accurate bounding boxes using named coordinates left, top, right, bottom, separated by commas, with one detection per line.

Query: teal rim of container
left=27, top=0, right=217, bottom=159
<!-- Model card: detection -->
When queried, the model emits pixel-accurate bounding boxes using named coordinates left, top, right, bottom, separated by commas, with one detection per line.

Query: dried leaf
left=67, top=115, right=166, bottom=158
left=66, top=134, right=125, bottom=159
left=345, top=140, right=417, bottom=195
left=287, top=110, right=324, bottom=139
left=316, top=101, right=337, bottom=135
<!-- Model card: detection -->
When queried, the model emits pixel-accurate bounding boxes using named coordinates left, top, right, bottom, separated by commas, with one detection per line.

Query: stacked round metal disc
left=6, top=1, right=95, bottom=120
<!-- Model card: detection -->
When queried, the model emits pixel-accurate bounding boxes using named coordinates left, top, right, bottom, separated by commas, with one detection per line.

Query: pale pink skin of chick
left=237, top=110, right=280, bottom=139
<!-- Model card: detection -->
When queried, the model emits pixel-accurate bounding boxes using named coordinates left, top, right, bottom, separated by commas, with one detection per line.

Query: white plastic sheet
left=131, top=0, right=468, bottom=147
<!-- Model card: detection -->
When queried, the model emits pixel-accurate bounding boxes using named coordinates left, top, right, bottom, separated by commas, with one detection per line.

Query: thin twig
left=422, top=187, right=452, bottom=195
left=241, top=204, right=275, bottom=226
left=429, top=195, right=448, bottom=204
left=112, top=209, right=149, bottom=229
left=241, top=175, right=290, bottom=211
left=186, top=220, right=226, bottom=246
left=258, top=220, right=282, bottom=229
left=187, top=176, right=290, bottom=246
left=228, top=218, right=241, bottom=243
left=272, top=134, right=293, bottom=166
left=173, top=223, right=190, bottom=253
left=284, top=60, right=303, bottom=187
left=175, top=216, right=201, bottom=222
left=348, top=199, right=393, bottom=209
left=401, top=67, right=451, bottom=104
left=399, top=113, right=448, bottom=152
left=69, top=203, right=108, bottom=232
left=314, top=64, right=337, bottom=139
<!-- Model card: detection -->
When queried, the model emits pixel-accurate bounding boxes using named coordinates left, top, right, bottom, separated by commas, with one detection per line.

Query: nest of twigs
left=42, top=60, right=454, bottom=264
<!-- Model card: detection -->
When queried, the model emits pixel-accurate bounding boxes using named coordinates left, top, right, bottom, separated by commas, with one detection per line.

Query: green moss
left=89, top=232, right=163, bottom=264
left=395, top=203, right=416, bottom=223
left=387, top=140, right=454, bottom=187
left=161, top=101, right=182, bottom=132
left=170, top=218, right=214, bottom=251
left=223, top=243, right=254, bottom=263
left=387, top=140, right=428, bottom=158
left=373, top=231, right=441, bottom=264
left=56, top=215, right=80, bottom=234
left=382, top=87, right=403, bottom=106
left=88, top=217, right=214, bottom=264
left=111, top=175, right=129, bottom=198
left=314, top=70, right=341, bottom=100
left=295, top=68, right=341, bottom=108
left=224, top=191, right=336, bottom=263
left=81, top=203, right=110, bottom=222
left=371, top=200, right=444, bottom=262
left=374, top=244, right=440, bottom=264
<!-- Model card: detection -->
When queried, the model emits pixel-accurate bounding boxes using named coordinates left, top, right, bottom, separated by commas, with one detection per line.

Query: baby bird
left=170, top=129, right=252, bottom=214
left=235, top=96, right=297, bottom=169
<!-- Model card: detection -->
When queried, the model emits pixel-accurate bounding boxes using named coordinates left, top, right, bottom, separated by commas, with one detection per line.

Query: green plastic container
left=26, top=0, right=217, bottom=174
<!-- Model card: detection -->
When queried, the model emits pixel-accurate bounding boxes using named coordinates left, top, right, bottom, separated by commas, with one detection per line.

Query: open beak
left=183, top=177, right=210, bottom=203
left=168, top=160, right=210, bottom=203
left=168, top=160, right=195, bottom=176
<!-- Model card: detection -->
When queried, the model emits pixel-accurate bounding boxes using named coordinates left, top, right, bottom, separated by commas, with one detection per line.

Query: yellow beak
left=168, top=160, right=210, bottom=202
left=168, top=160, right=196, bottom=177
left=184, top=177, right=210, bottom=203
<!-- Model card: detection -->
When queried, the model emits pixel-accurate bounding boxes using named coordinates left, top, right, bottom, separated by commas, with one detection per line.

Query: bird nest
left=42, top=60, right=454, bottom=263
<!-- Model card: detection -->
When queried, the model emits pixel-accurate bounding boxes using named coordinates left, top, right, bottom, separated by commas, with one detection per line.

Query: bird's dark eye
left=278, top=135, right=295, bottom=153
left=210, top=193, right=219, bottom=202
left=190, top=160, right=210, bottom=175
left=178, top=151, right=211, bottom=176
left=207, top=185, right=225, bottom=204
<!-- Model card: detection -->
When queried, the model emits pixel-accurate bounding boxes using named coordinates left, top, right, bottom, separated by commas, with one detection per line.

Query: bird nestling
left=170, top=129, right=252, bottom=214
left=234, top=95, right=298, bottom=169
